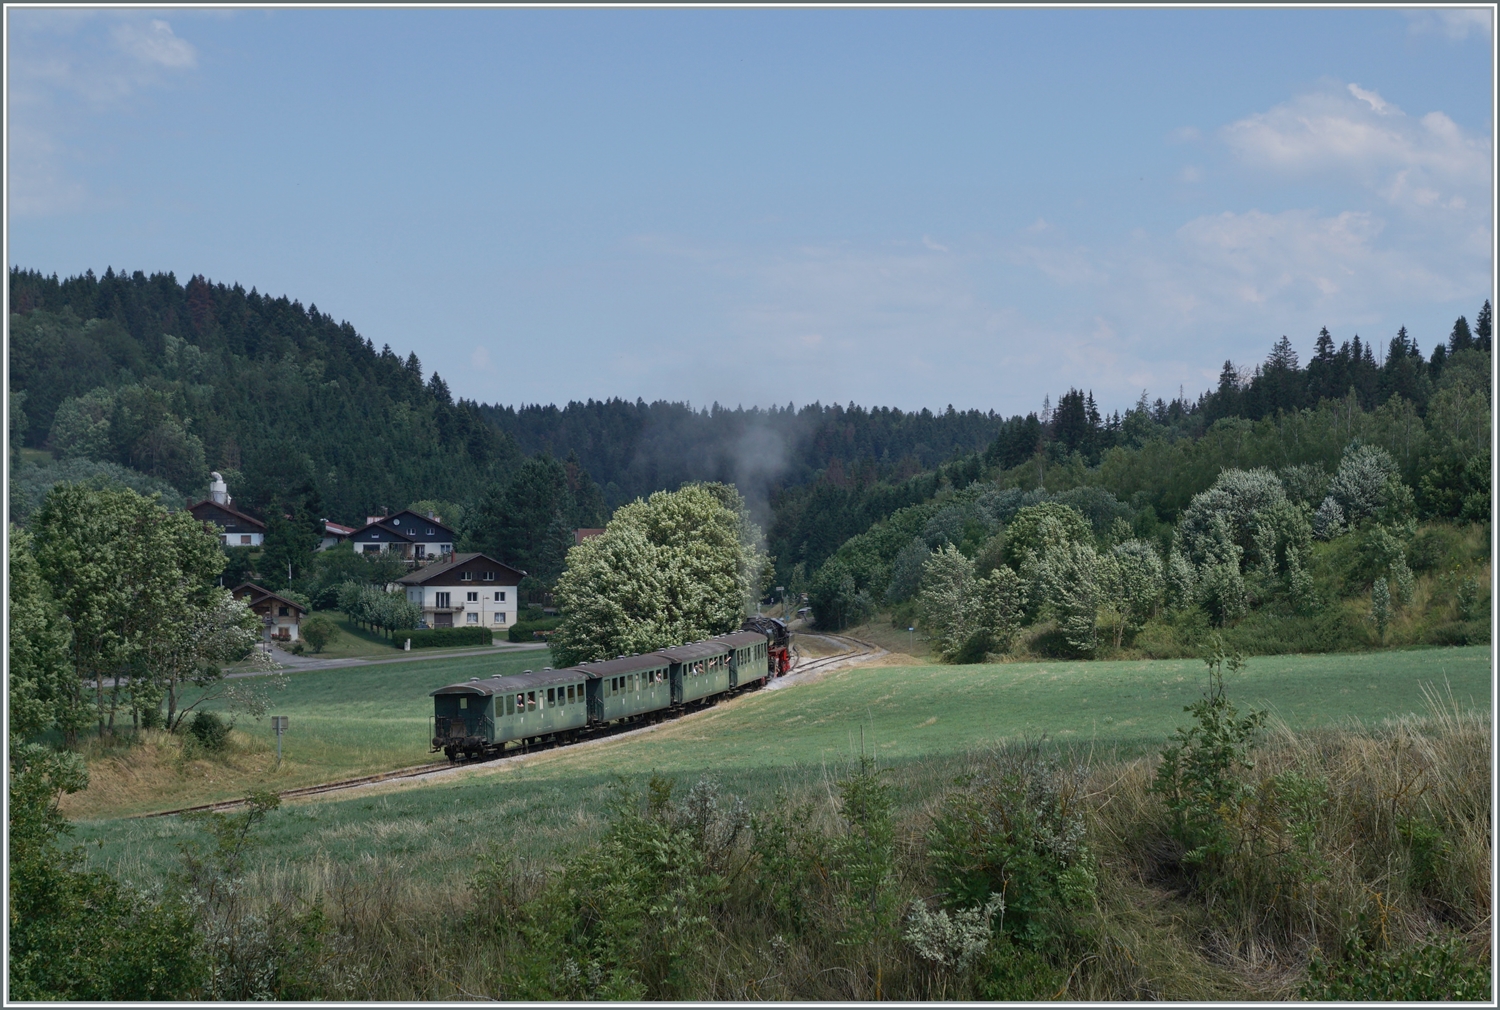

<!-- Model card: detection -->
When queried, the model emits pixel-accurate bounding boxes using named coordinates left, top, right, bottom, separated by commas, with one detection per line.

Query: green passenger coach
left=660, top=641, right=733, bottom=705
left=430, top=668, right=590, bottom=759
left=716, top=630, right=770, bottom=688
left=577, top=654, right=672, bottom=724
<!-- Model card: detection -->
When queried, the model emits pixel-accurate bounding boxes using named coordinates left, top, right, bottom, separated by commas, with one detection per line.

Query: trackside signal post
left=272, top=715, right=288, bottom=765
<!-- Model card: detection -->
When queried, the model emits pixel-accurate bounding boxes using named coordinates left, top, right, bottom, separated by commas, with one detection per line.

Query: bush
left=299, top=613, right=339, bottom=653
left=928, top=742, right=1095, bottom=950
left=402, top=626, right=494, bottom=649
left=1300, top=933, right=1490, bottom=1001
left=187, top=711, right=231, bottom=752
left=507, top=617, right=561, bottom=643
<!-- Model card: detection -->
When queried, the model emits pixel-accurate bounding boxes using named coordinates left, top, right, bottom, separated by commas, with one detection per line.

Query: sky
left=6, top=7, right=1495, bottom=416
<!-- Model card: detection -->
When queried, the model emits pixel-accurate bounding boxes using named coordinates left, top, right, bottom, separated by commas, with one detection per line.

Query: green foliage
left=927, top=744, right=1095, bottom=949
left=31, top=481, right=226, bottom=739
left=297, top=540, right=408, bottom=609
left=1300, top=934, right=1490, bottom=1001
left=1150, top=643, right=1266, bottom=883
left=188, top=711, right=232, bottom=752
left=9, top=278, right=523, bottom=522
left=7, top=525, right=76, bottom=740
left=551, top=484, right=764, bottom=663
left=917, top=547, right=1024, bottom=661
left=1003, top=502, right=1090, bottom=568
left=507, top=616, right=562, bottom=642
left=298, top=613, right=339, bottom=653
left=8, top=743, right=201, bottom=1000
left=337, top=581, right=421, bottom=636
left=403, top=626, right=493, bottom=648
left=8, top=455, right=185, bottom=526
left=468, top=454, right=577, bottom=582
left=831, top=755, right=899, bottom=947
left=492, top=775, right=745, bottom=1000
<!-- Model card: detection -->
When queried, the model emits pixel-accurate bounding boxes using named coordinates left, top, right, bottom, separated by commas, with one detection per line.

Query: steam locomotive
left=430, top=617, right=792, bottom=761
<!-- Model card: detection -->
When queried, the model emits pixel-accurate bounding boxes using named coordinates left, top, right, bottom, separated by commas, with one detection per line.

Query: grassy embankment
left=77, top=645, right=1490, bottom=886
left=63, top=649, right=553, bottom=820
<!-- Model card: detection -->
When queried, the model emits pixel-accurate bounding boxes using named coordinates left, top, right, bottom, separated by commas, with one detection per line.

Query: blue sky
left=6, top=7, right=1494, bottom=415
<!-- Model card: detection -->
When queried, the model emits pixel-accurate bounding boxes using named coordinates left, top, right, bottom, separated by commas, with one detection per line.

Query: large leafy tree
left=7, top=525, right=77, bottom=741
left=550, top=484, right=764, bottom=665
left=31, top=483, right=225, bottom=738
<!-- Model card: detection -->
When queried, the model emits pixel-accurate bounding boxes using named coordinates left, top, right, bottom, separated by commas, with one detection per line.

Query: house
left=397, top=552, right=525, bottom=630
left=319, top=519, right=356, bottom=551
left=574, top=528, right=605, bottom=545
left=232, top=582, right=307, bottom=642
left=188, top=472, right=267, bottom=547
left=347, top=509, right=458, bottom=564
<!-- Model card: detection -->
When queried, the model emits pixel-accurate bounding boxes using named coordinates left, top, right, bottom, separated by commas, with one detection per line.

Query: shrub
left=187, top=711, right=231, bottom=752
left=1300, top=933, right=1490, bottom=1001
left=299, top=613, right=339, bottom=653
left=507, top=617, right=561, bottom=643
left=1150, top=643, right=1264, bottom=884
left=403, top=627, right=493, bottom=649
left=928, top=742, right=1096, bottom=950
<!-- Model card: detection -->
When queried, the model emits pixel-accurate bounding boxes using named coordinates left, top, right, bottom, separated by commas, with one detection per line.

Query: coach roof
left=430, top=668, right=586, bottom=697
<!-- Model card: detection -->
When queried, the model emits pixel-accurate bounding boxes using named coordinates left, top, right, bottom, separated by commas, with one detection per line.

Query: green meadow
left=79, top=645, right=1490, bottom=884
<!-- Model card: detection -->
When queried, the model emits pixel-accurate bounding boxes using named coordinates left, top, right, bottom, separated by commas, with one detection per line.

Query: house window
left=466, top=592, right=478, bottom=602
left=278, top=606, right=289, bottom=617
left=427, top=527, right=434, bottom=535
left=493, top=612, right=503, bottom=624
left=436, top=592, right=451, bottom=608
left=466, top=612, right=478, bottom=624
left=241, top=534, right=251, bottom=545
left=460, top=572, right=473, bottom=582
left=393, top=518, right=401, bottom=526
left=482, top=571, right=495, bottom=581
left=493, top=592, right=501, bottom=602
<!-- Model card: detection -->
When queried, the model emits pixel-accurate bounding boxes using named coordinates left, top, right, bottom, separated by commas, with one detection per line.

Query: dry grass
left=59, top=728, right=279, bottom=819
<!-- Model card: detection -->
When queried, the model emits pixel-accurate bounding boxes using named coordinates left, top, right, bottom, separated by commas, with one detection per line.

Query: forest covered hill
left=8, top=267, right=1492, bottom=631
left=9, top=268, right=1011, bottom=525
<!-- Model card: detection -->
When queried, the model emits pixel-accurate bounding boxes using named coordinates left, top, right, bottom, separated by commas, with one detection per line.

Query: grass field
left=76, top=645, right=1491, bottom=886
left=62, top=648, right=555, bottom=819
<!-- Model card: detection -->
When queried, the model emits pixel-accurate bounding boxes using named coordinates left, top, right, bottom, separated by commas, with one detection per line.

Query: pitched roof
left=431, top=668, right=587, bottom=697
left=323, top=520, right=356, bottom=536
left=396, top=552, right=527, bottom=585
left=187, top=499, right=268, bottom=531
left=231, top=582, right=307, bottom=615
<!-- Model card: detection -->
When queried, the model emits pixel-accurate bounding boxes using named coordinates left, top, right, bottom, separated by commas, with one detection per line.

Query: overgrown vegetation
left=28, top=663, right=1488, bottom=1000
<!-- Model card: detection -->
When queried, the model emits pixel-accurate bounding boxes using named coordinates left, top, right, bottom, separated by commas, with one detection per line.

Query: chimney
left=209, top=471, right=231, bottom=505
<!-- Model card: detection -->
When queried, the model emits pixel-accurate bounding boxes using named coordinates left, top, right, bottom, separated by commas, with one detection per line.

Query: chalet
left=188, top=472, right=267, bottom=547
left=348, top=509, right=457, bottom=564
left=574, top=528, right=605, bottom=545
left=397, top=552, right=525, bottom=630
left=319, top=519, right=357, bottom=551
left=232, top=582, right=307, bottom=642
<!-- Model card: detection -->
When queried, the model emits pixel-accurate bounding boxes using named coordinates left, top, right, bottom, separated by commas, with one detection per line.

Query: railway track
left=134, top=632, right=877, bottom=819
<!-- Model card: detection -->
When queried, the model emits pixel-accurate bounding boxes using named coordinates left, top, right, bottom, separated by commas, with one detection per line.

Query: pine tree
left=1474, top=300, right=1492, bottom=352
left=1449, top=316, right=1473, bottom=354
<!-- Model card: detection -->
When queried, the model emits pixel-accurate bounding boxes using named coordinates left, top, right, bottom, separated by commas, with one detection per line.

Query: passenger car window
left=547, top=688, right=555, bottom=706
left=459, top=697, right=467, bottom=710
left=527, top=691, right=536, bottom=711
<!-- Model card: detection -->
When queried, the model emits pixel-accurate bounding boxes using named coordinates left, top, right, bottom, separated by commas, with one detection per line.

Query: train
left=430, top=617, right=792, bottom=761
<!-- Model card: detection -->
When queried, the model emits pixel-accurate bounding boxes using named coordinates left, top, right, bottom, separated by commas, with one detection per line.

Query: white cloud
left=1221, top=81, right=1490, bottom=216
left=1405, top=8, right=1492, bottom=40
left=1346, top=83, right=1391, bottom=115
left=111, top=19, right=197, bottom=69
left=7, top=11, right=201, bottom=216
left=1179, top=164, right=1202, bottom=183
left=470, top=346, right=493, bottom=371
